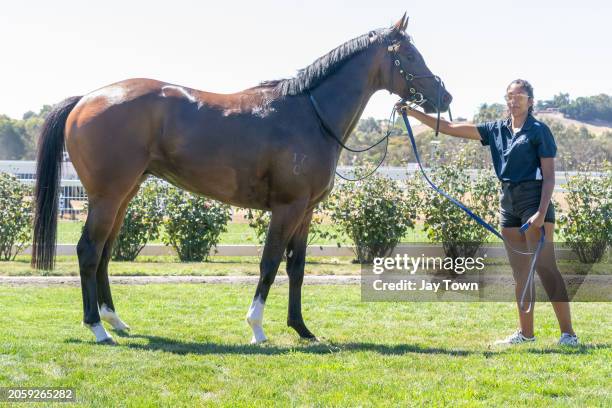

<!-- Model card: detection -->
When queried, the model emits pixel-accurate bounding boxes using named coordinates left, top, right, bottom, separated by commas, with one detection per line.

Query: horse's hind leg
left=286, top=209, right=316, bottom=340
left=246, top=200, right=308, bottom=344
left=96, top=240, right=130, bottom=332
left=78, top=196, right=123, bottom=343
left=97, top=182, right=144, bottom=332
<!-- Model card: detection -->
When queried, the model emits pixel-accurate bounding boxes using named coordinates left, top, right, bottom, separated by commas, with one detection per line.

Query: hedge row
left=1, top=158, right=610, bottom=264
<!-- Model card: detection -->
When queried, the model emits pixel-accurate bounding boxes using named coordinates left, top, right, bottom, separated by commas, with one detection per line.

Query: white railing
left=1, top=160, right=85, bottom=218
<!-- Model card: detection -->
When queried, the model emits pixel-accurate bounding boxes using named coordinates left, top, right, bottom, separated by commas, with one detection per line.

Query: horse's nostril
left=443, top=94, right=452, bottom=104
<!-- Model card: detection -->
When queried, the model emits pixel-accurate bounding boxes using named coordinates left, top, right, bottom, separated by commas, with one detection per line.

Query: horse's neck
left=309, top=48, right=382, bottom=144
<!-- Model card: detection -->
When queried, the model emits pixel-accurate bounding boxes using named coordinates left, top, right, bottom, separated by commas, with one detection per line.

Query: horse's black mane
left=260, top=27, right=405, bottom=96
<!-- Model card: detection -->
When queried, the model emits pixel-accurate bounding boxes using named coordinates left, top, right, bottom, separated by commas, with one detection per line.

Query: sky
left=1, top=0, right=611, bottom=121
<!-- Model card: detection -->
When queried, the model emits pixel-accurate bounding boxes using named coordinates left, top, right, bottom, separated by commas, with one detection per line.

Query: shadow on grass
left=65, top=333, right=475, bottom=357
left=65, top=332, right=610, bottom=357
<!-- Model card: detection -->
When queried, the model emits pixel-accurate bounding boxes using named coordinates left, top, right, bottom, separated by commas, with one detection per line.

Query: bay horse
left=32, top=14, right=451, bottom=344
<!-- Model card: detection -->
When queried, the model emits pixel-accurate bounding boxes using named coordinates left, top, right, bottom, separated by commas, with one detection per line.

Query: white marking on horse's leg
left=99, top=303, right=130, bottom=331
left=246, top=295, right=267, bottom=344
left=84, top=322, right=113, bottom=343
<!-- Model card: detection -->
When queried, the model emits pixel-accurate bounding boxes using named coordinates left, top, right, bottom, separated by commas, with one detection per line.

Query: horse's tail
left=31, top=96, right=82, bottom=270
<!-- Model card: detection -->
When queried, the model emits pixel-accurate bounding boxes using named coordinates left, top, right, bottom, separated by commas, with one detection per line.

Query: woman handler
left=397, top=79, right=578, bottom=346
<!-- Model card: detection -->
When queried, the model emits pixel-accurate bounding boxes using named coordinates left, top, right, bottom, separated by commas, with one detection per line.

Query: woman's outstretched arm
left=396, top=104, right=482, bottom=141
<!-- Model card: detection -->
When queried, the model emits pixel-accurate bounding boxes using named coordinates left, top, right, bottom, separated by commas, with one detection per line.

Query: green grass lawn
left=55, top=220, right=433, bottom=245
left=56, top=220, right=572, bottom=246
left=0, top=284, right=610, bottom=406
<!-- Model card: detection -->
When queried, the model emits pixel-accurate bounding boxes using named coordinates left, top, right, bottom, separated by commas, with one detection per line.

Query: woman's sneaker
left=558, top=333, right=579, bottom=346
left=494, top=330, right=536, bottom=345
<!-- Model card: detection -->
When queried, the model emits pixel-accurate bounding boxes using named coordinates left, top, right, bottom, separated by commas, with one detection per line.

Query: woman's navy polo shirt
left=476, top=114, right=557, bottom=183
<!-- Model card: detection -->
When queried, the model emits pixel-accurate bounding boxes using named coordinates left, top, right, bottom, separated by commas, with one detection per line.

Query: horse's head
left=378, top=14, right=452, bottom=113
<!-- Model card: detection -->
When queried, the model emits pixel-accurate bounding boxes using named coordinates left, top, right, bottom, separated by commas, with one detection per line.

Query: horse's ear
left=402, top=15, right=409, bottom=31
left=392, top=12, right=407, bottom=32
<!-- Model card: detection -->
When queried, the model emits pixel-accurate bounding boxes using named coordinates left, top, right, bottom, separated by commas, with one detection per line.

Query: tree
left=539, top=93, right=612, bottom=122
left=357, top=117, right=381, bottom=133
left=0, top=116, right=26, bottom=160
left=472, top=103, right=506, bottom=123
left=553, top=93, right=570, bottom=108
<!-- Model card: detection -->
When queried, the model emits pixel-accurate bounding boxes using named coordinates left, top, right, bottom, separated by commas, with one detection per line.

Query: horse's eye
left=404, top=53, right=415, bottom=61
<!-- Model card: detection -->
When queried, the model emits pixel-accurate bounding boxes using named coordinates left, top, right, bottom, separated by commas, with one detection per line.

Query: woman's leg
left=523, top=222, right=575, bottom=335
left=502, top=227, right=534, bottom=337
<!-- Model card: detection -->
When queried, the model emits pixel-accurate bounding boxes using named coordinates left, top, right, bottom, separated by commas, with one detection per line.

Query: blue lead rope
left=399, top=109, right=545, bottom=313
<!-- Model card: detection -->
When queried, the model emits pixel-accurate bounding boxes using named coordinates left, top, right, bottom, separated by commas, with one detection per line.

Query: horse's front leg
left=285, top=209, right=317, bottom=340
left=246, top=199, right=308, bottom=344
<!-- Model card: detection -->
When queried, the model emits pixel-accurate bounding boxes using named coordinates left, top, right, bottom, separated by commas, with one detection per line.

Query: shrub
left=0, top=172, right=32, bottom=260
left=244, top=209, right=270, bottom=245
left=558, top=163, right=611, bottom=263
left=245, top=203, right=337, bottom=248
left=112, top=180, right=163, bottom=261
left=326, top=167, right=417, bottom=263
left=161, top=186, right=231, bottom=262
left=414, top=150, right=499, bottom=259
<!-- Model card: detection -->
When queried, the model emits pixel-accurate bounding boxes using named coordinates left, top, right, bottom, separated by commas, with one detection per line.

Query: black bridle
left=308, top=40, right=452, bottom=181
left=388, top=43, right=453, bottom=131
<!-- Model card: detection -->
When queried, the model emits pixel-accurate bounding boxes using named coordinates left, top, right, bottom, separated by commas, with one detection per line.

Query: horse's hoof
left=100, top=305, right=130, bottom=332
left=112, top=324, right=131, bottom=333
left=287, top=319, right=317, bottom=340
left=85, top=322, right=114, bottom=343
left=299, top=335, right=319, bottom=343
left=250, top=335, right=268, bottom=345
left=247, top=316, right=267, bottom=345
left=98, top=337, right=117, bottom=346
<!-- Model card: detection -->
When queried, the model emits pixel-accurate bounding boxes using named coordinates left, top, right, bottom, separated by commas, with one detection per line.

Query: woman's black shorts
left=500, top=180, right=555, bottom=228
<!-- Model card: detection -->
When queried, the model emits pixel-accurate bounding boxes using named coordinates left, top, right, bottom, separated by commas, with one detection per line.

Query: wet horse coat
left=32, top=15, right=451, bottom=343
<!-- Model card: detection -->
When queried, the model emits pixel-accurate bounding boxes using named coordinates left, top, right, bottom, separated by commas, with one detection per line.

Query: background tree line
left=537, top=93, right=612, bottom=123
left=0, top=105, right=52, bottom=160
